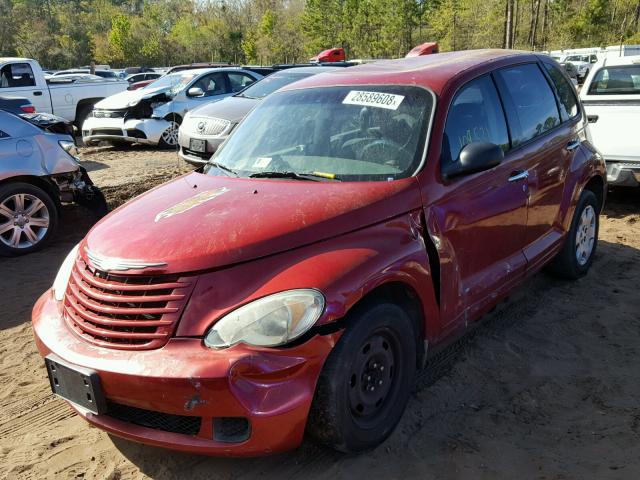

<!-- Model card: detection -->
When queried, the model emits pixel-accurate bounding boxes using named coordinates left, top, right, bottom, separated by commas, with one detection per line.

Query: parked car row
left=178, top=65, right=344, bottom=164
left=31, top=50, right=607, bottom=458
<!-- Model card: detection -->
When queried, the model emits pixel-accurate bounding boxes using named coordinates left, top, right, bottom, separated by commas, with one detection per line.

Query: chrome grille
left=92, top=109, right=127, bottom=118
left=186, top=116, right=231, bottom=136
left=63, top=257, right=195, bottom=350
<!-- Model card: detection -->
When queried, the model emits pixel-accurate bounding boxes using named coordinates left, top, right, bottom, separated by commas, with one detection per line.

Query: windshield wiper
left=208, top=161, right=238, bottom=176
left=235, top=93, right=258, bottom=99
left=249, top=171, right=318, bottom=181
left=249, top=171, right=341, bottom=181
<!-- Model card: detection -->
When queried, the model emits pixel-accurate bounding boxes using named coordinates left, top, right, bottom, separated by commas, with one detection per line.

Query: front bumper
left=32, top=290, right=340, bottom=456
left=606, top=161, right=640, bottom=187
left=82, top=116, right=171, bottom=146
left=177, top=130, right=227, bottom=165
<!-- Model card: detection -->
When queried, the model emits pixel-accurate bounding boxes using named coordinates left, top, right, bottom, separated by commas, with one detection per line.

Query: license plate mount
left=190, top=138, right=207, bottom=153
left=45, top=354, right=107, bottom=415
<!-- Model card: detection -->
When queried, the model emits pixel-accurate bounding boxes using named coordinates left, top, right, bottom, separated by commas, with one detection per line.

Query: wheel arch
left=341, top=280, right=428, bottom=369
left=0, top=176, right=61, bottom=211
left=75, top=98, right=102, bottom=125
left=583, top=174, right=605, bottom=213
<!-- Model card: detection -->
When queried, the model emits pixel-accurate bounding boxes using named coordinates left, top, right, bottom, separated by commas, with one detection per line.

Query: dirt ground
left=1, top=146, right=639, bottom=480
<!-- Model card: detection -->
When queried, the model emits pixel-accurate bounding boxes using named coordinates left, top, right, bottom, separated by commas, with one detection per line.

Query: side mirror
left=442, top=142, right=504, bottom=179
left=187, top=87, right=204, bottom=97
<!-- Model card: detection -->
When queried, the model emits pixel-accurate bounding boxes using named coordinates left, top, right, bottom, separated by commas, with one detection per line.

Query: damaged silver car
left=81, top=67, right=264, bottom=148
left=0, top=110, right=106, bottom=256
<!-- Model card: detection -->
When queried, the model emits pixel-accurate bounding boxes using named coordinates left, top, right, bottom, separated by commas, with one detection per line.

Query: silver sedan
left=0, top=110, right=105, bottom=256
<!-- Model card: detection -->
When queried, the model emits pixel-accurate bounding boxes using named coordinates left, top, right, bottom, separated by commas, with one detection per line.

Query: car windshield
left=588, top=66, right=640, bottom=95
left=567, top=55, right=588, bottom=62
left=236, top=72, right=314, bottom=99
left=205, top=85, right=434, bottom=181
left=144, top=73, right=197, bottom=96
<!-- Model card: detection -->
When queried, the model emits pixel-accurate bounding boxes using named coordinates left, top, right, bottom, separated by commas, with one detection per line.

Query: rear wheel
left=546, top=189, right=599, bottom=279
left=307, top=302, right=416, bottom=453
left=0, top=182, right=58, bottom=256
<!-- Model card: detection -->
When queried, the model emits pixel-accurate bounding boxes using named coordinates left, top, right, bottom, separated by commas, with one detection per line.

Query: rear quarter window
left=543, top=63, right=579, bottom=121
left=0, top=130, right=8, bottom=138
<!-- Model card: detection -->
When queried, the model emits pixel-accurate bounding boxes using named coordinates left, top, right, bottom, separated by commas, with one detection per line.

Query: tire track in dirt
left=0, top=397, right=75, bottom=438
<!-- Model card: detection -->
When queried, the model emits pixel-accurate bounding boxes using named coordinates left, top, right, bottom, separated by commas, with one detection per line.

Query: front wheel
left=158, top=120, right=180, bottom=148
left=307, top=302, right=416, bottom=453
left=546, top=189, right=599, bottom=279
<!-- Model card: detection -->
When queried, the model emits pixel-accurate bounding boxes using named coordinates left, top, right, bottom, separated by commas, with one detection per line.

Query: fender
left=560, top=138, right=607, bottom=233
left=176, top=212, right=441, bottom=343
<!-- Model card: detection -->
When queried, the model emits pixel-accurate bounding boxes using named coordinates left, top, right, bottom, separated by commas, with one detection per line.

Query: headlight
left=52, top=244, right=79, bottom=301
left=59, top=140, right=78, bottom=158
left=204, top=289, right=325, bottom=349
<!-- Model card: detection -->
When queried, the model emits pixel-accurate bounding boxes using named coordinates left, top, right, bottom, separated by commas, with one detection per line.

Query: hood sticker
left=154, top=187, right=230, bottom=222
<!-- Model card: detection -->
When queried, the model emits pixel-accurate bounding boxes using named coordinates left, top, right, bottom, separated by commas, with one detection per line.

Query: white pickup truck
left=0, top=57, right=128, bottom=128
left=581, top=56, right=640, bottom=187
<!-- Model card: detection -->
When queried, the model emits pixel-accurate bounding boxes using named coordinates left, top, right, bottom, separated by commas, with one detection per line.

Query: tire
left=546, top=189, right=599, bottom=280
left=0, top=182, right=58, bottom=256
left=158, top=119, right=181, bottom=149
left=75, top=103, right=94, bottom=131
left=307, top=302, right=416, bottom=453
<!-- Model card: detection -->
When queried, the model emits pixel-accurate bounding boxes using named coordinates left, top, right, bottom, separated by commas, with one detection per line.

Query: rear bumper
left=32, top=290, right=340, bottom=456
left=82, top=117, right=171, bottom=146
left=606, top=161, right=640, bottom=187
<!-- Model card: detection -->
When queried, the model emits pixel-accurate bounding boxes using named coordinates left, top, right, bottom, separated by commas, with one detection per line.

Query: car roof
left=598, top=55, right=640, bottom=67
left=280, top=49, right=532, bottom=95
left=167, top=67, right=257, bottom=76
left=271, top=66, right=343, bottom=76
left=0, top=57, right=32, bottom=63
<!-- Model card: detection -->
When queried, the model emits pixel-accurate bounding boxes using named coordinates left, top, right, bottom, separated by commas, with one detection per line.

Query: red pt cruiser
left=33, top=50, right=606, bottom=456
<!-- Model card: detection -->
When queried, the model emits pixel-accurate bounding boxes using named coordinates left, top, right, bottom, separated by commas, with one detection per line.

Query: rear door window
left=587, top=66, right=640, bottom=95
left=0, top=63, right=36, bottom=88
left=495, top=64, right=560, bottom=146
left=442, top=75, right=510, bottom=165
left=543, top=63, right=579, bottom=121
left=227, top=73, right=256, bottom=93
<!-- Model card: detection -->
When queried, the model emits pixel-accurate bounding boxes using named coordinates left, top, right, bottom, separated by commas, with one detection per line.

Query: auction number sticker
left=343, top=90, right=405, bottom=110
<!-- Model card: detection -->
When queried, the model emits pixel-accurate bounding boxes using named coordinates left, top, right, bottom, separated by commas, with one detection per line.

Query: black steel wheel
left=307, top=302, right=416, bottom=453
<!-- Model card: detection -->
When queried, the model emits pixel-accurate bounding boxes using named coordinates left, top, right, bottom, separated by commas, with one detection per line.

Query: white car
left=581, top=56, right=640, bottom=186
left=82, top=67, right=263, bottom=148
left=0, top=58, right=128, bottom=127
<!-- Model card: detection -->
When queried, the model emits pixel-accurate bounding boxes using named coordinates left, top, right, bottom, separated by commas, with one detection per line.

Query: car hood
left=94, top=85, right=172, bottom=110
left=189, top=96, right=258, bottom=124
left=82, top=172, right=421, bottom=274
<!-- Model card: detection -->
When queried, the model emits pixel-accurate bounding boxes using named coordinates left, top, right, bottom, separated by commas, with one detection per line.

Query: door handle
left=508, top=170, right=529, bottom=182
left=587, top=115, right=599, bottom=123
left=33, top=91, right=43, bottom=96
left=566, top=140, right=581, bottom=151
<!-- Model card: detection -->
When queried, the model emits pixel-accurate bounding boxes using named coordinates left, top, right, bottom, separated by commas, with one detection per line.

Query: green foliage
left=0, top=0, right=639, bottom=68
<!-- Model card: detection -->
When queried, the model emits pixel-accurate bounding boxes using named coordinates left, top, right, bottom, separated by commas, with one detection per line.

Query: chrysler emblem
left=85, top=248, right=167, bottom=272
left=197, top=121, right=206, bottom=133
